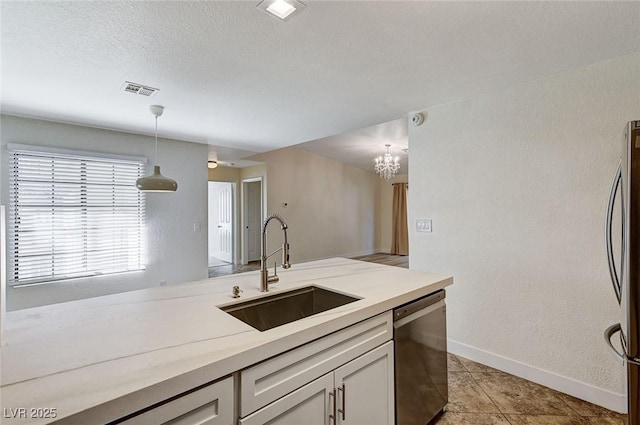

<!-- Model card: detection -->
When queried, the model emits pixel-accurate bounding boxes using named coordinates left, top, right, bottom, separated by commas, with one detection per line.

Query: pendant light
left=136, top=105, right=178, bottom=192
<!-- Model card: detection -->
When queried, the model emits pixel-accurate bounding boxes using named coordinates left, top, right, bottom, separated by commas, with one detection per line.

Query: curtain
left=391, top=183, right=409, bottom=255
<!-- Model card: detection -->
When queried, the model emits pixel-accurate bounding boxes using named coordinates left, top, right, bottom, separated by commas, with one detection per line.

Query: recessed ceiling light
left=257, top=0, right=306, bottom=21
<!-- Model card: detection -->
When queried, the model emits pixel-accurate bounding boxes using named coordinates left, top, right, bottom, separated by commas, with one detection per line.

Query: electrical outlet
left=416, top=218, right=432, bottom=233
left=159, top=281, right=167, bottom=287
left=193, top=221, right=201, bottom=232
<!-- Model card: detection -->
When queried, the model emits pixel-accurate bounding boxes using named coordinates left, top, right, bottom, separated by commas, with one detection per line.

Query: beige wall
left=208, top=165, right=240, bottom=183
left=250, top=147, right=379, bottom=263
left=240, top=164, right=266, bottom=181
left=409, top=53, right=640, bottom=411
left=210, top=155, right=385, bottom=265
left=376, top=174, right=408, bottom=253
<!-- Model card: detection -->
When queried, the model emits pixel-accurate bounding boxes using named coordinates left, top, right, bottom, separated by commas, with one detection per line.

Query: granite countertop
left=0, top=257, right=452, bottom=424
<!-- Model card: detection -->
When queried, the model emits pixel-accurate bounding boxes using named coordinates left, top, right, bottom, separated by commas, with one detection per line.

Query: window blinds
left=8, top=146, right=146, bottom=286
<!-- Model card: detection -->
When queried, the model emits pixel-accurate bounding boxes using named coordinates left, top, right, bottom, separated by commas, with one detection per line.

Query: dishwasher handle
left=393, top=299, right=445, bottom=329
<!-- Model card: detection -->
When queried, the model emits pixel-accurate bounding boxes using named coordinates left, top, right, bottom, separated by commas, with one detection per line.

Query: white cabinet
left=57, top=375, right=235, bottom=425
left=117, top=376, right=234, bottom=425
left=239, top=312, right=393, bottom=417
left=334, top=342, right=394, bottom=425
left=241, top=341, right=394, bottom=425
left=240, top=374, right=334, bottom=425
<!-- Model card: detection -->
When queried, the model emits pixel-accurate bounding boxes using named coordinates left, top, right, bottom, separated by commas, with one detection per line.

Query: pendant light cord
left=154, top=115, right=158, bottom=165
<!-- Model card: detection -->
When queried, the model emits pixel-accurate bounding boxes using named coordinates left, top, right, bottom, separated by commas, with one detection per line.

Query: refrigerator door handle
left=605, top=161, right=623, bottom=304
left=604, top=323, right=640, bottom=366
left=604, top=323, right=625, bottom=363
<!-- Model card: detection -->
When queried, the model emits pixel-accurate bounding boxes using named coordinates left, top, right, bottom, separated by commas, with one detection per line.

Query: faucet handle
left=267, top=262, right=280, bottom=285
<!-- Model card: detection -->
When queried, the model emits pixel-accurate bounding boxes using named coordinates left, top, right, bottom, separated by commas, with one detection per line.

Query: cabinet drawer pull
left=337, top=384, right=346, bottom=420
left=329, top=388, right=337, bottom=424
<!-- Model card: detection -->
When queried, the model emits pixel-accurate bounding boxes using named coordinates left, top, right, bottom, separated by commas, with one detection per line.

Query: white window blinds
left=8, top=145, right=146, bottom=286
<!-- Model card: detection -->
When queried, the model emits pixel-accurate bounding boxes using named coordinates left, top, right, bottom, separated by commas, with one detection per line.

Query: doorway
left=208, top=181, right=235, bottom=267
left=242, top=178, right=263, bottom=264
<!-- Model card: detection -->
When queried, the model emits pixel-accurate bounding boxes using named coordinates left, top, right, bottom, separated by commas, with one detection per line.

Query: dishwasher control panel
left=394, top=290, right=445, bottom=321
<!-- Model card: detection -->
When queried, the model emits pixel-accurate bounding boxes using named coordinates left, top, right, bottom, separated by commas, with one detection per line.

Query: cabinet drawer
left=118, top=376, right=234, bottom=425
left=240, top=312, right=392, bottom=417
left=239, top=374, right=334, bottom=425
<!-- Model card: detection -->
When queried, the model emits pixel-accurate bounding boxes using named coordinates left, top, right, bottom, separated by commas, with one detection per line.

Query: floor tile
left=447, top=354, right=465, bottom=372
left=208, top=261, right=260, bottom=278
left=583, top=417, right=625, bottom=424
left=505, top=415, right=591, bottom=424
left=557, top=393, right=620, bottom=418
left=351, top=253, right=409, bottom=268
left=606, top=412, right=628, bottom=422
left=471, top=372, right=575, bottom=416
left=447, top=371, right=500, bottom=413
left=435, top=412, right=511, bottom=425
left=457, top=356, right=501, bottom=373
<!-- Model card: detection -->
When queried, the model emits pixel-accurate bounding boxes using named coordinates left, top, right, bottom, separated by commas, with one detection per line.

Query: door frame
left=242, top=177, right=265, bottom=265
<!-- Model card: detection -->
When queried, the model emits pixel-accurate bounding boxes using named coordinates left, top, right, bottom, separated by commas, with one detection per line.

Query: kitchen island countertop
left=0, top=257, right=452, bottom=424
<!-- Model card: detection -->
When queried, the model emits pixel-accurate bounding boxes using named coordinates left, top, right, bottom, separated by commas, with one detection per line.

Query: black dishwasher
left=394, top=290, right=448, bottom=425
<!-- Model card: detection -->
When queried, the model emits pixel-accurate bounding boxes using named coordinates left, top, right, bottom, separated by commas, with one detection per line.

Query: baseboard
left=448, top=339, right=627, bottom=414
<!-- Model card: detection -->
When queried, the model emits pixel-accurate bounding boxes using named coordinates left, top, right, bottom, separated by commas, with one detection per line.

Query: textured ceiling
left=1, top=1, right=639, bottom=164
left=296, top=117, right=408, bottom=174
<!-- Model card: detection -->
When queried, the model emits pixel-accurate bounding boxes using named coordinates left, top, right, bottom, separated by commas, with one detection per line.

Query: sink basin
left=220, top=286, right=359, bottom=332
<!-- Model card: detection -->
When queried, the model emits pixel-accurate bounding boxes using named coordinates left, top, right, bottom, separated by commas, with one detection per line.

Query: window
left=8, top=144, right=146, bottom=286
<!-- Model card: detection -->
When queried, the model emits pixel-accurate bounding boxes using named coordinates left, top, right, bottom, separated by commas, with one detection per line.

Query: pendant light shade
left=136, top=165, right=178, bottom=192
left=136, top=105, right=178, bottom=192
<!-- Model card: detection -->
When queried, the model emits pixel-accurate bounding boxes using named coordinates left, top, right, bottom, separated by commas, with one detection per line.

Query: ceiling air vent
left=122, top=81, right=159, bottom=97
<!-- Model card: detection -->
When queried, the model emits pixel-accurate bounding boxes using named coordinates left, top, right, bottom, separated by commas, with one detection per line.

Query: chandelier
left=374, top=144, right=400, bottom=181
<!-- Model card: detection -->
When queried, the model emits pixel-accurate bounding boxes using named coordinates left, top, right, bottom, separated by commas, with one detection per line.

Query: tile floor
left=351, top=252, right=409, bottom=268
left=208, top=261, right=260, bottom=278
left=439, top=354, right=626, bottom=425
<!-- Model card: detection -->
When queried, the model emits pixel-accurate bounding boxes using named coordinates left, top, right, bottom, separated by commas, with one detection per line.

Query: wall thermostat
left=411, top=112, right=425, bottom=126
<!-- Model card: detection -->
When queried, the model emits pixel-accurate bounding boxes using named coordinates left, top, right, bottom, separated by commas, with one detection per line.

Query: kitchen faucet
left=260, top=213, right=291, bottom=292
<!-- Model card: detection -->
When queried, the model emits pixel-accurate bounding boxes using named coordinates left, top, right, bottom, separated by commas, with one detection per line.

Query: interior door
left=208, top=182, right=233, bottom=264
left=333, top=341, right=394, bottom=425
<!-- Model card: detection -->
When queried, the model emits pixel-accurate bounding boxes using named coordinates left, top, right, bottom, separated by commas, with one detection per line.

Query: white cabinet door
left=240, top=373, right=334, bottom=425
left=334, top=341, right=395, bottom=425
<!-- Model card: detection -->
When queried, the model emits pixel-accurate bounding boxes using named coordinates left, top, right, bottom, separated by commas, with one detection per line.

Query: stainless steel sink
left=220, top=286, right=359, bottom=332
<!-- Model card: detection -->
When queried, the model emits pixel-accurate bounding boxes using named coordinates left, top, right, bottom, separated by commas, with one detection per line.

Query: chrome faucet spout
left=260, top=214, right=292, bottom=292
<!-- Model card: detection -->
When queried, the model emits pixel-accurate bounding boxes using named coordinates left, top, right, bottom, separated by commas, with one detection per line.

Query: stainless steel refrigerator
left=605, top=120, right=640, bottom=425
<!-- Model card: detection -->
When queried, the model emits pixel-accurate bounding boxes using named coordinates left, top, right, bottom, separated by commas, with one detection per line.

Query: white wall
left=250, top=147, right=379, bottom=263
left=409, top=53, right=640, bottom=411
left=1, top=115, right=209, bottom=310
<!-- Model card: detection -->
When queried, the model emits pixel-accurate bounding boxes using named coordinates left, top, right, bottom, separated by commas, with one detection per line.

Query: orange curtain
left=391, top=183, right=408, bottom=255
